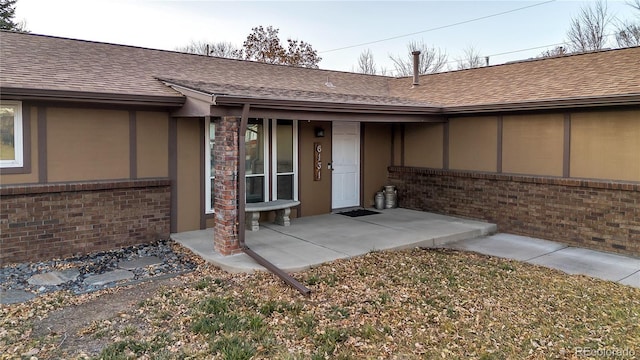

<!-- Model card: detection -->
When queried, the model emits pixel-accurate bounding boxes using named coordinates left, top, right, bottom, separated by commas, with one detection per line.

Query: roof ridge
left=399, top=45, right=640, bottom=80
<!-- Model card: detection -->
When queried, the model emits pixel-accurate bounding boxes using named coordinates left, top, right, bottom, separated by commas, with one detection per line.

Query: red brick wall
left=388, top=167, right=640, bottom=256
left=213, top=116, right=241, bottom=255
left=0, top=179, right=171, bottom=265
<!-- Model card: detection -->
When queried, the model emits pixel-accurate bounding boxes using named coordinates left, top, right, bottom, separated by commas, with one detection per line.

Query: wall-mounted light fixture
left=315, top=127, right=325, bottom=138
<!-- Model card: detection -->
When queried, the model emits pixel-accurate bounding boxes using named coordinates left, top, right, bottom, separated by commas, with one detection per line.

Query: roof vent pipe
left=411, top=51, right=421, bottom=87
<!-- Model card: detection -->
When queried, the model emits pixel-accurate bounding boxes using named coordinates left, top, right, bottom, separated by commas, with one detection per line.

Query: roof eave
left=0, top=87, right=186, bottom=108
left=213, top=95, right=443, bottom=115
left=442, top=94, right=640, bottom=114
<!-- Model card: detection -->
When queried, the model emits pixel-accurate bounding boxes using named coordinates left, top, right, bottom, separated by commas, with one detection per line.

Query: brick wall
left=0, top=179, right=171, bottom=265
left=213, top=116, right=241, bottom=255
left=388, top=167, right=640, bottom=256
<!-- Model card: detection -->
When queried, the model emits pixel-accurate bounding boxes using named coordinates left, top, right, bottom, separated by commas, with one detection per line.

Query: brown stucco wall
left=571, top=110, right=640, bottom=182
left=389, top=167, right=640, bottom=256
left=299, top=120, right=332, bottom=216
left=137, top=111, right=169, bottom=178
left=449, top=117, right=497, bottom=172
left=1, top=106, right=39, bottom=185
left=176, top=118, right=201, bottom=232
left=404, top=123, right=443, bottom=169
left=0, top=180, right=170, bottom=264
left=362, top=123, right=392, bottom=207
left=47, top=108, right=130, bottom=182
left=502, top=114, right=564, bottom=176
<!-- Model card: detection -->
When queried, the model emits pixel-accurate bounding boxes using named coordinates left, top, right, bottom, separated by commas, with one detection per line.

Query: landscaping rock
left=27, top=268, right=80, bottom=286
left=84, top=270, right=134, bottom=286
left=0, top=290, right=36, bottom=304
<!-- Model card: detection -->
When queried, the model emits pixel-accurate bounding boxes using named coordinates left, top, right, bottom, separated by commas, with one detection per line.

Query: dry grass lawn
left=1, top=245, right=639, bottom=359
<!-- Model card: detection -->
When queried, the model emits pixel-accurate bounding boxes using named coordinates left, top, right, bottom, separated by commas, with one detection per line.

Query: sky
left=13, top=0, right=638, bottom=73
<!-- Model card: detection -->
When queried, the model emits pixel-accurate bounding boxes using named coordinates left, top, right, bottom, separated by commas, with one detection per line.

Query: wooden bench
left=245, top=200, right=300, bottom=231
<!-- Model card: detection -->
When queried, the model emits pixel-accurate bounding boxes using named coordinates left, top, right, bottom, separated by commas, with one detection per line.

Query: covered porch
left=171, top=208, right=496, bottom=273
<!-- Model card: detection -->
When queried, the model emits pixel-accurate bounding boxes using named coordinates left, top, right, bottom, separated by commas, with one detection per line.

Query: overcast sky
left=14, top=0, right=637, bottom=73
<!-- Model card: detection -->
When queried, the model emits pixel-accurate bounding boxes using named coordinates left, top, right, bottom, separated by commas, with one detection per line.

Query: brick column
left=213, top=116, right=242, bottom=255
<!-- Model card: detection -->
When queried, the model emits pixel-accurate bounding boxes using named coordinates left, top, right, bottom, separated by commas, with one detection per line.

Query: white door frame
left=331, top=121, right=360, bottom=209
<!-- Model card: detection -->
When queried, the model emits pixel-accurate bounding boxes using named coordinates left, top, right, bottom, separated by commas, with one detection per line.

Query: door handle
left=328, top=162, right=334, bottom=170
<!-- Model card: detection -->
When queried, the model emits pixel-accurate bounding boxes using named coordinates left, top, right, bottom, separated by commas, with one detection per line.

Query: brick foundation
left=213, top=116, right=241, bottom=255
left=388, top=167, right=640, bottom=256
left=0, top=179, right=170, bottom=265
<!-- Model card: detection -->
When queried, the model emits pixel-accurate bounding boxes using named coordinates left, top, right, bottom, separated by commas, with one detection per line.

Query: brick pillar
left=213, top=116, right=242, bottom=255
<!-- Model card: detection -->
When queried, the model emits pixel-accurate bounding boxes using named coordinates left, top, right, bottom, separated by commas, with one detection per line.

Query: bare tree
left=615, top=0, right=640, bottom=47
left=389, top=40, right=447, bottom=76
left=539, top=46, right=569, bottom=58
left=567, top=0, right=612, bottom=52
left=455, top=46, right=484, bottom=70
left=354, top=49, right=377, bottom=75
left=176, top=40, right=242, bottom=58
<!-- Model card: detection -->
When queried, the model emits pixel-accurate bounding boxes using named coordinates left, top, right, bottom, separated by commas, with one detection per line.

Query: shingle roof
left=388, top=47, right=640, bottom=107
left=1, top=31, right=639, bottom=110
left=0, top=31, right=391, bottom=100
left=162, top=78, right=430, bottom=107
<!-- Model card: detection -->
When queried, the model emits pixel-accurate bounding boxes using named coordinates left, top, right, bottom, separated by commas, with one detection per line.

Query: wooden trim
left=129, top=111, right=137, bottom=179
left=360, top=122, right=365, bottom=207
left=390, top=124, right=396, bottom=167
left=169, top=117, right=178, bottom=233
left=199, top=118, right=206, bottom=230
left=37, top=106, right=47, bottom=183
left=497, top=115, right=503, bottom=173
left=563, top=113, right=571, bottom=178
left=400, top=124, right=405, bottom=167
left=443, top=121, right=450, bottom=170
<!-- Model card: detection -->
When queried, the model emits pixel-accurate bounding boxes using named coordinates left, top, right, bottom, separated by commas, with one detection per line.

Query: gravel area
left=0, top=240, right=197, bottom=298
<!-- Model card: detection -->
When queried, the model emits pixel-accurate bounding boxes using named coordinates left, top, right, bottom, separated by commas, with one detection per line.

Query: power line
left=320, top=0, right=557, bottom=53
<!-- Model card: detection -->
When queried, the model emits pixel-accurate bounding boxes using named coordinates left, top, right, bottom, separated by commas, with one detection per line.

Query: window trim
left=205, top=117, right=215, bottom=213
left=0, top=100, right=24, bottom=168
left=271, top=119, right=298, bottom=201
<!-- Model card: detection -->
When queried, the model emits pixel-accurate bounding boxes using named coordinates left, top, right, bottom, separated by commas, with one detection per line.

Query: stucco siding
left=449, top=117, right=497, bottom=172
left=176, top=118, right=201, bottom=232
left=363, top=123, right=392, bottom=207
left=136, top=111, right=169, bottom=178
left=404, top=123, right=443, bottom=169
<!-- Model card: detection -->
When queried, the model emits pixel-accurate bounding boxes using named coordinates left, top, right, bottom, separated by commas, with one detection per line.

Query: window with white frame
left=0, top=101, right=23, bottom=168
left=272, top=119, right=298, bottom=200
left=205, top=118, right=215, bottom=213
left=204, top=118, right=297, bottom=213
left=245, top=118, right=268, bottom=203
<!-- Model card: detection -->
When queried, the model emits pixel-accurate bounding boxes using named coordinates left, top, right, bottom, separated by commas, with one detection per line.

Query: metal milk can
left=374, top=192, right=385, bottom=210
left=384, top=185, right=397, bottom=208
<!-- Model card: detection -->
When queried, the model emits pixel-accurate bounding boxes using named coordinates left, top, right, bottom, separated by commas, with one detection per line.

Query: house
left=1, top=31, right=638, bottom=265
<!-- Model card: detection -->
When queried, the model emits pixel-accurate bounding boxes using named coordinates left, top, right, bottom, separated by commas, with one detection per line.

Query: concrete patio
left=172, top=208, right=496, bottom=273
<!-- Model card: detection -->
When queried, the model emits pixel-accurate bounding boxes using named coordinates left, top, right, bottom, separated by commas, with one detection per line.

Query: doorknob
left=328, top=162, right=334, bottom=170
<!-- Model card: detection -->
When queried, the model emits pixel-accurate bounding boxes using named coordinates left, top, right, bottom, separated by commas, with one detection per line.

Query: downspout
left=237, top=104, right=311, bottom=296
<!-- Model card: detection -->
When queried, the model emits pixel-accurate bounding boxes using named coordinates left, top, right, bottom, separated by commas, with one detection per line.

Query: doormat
left=338, top=209, right=380, bottom=217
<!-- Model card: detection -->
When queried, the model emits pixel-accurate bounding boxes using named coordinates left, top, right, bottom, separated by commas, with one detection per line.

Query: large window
left=205, top=118, right=297, bottom=213
left=0, top=101, right=23, bottom=168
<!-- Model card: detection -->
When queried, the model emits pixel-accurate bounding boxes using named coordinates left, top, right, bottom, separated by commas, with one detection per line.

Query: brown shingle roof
left=1, top=31, right=639, bottom=109
left=0, top=31, right=391, bottom=100
left=388, top=47, right=640, bottom=107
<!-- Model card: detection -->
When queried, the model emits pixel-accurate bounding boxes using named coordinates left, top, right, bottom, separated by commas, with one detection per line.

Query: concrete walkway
left=172, top=208, right=639, bottom=289
left=172, top=208, right=496, bottom=273
left=445, top=233, right=640, bottom=288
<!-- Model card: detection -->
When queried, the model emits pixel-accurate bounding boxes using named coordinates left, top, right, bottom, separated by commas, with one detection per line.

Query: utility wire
left=320, top=0, right=557, bottom=53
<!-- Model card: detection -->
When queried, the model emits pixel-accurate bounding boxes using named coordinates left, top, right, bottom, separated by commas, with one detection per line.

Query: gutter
left=237, top=103, right=311, bottom=297
left=0, top=87, right=185, bottom=108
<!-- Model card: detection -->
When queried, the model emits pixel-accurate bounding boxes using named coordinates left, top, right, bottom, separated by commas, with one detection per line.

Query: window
left=245, top=118, right=268, bottom=203
left=205, top=118, right=215, bottom=213
left=0, top=101, right=23, bottom=168
left=272, top=119, right=298, bottom=200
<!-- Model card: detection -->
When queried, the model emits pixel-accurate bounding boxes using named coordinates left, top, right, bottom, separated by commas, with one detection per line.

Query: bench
left=245, top=200, right=300, bottom=231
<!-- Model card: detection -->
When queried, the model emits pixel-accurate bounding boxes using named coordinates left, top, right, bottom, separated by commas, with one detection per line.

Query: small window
left=245, top=118, right=268, bottom=203
left=0, top=101, right=23, bottom=168
left=205, top=118, right=215, bottom=213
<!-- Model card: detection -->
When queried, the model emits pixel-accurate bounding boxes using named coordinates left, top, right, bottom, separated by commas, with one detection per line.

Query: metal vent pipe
left=412, top=51, right=421, bottom=86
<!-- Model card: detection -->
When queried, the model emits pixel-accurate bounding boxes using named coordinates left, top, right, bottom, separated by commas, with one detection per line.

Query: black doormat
left=338, top=209, right=380, bottom=217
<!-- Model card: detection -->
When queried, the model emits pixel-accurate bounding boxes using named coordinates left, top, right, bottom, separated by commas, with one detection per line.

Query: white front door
left=332, top=121, right=360, bottom=209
